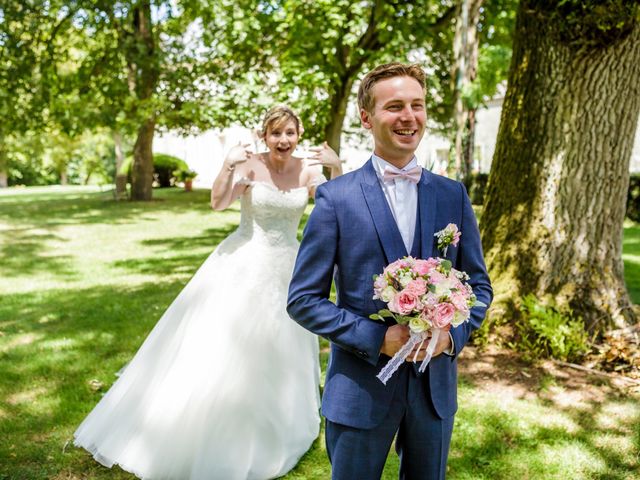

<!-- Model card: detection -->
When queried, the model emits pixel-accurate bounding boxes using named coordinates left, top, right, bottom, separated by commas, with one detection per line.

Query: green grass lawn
left=1, top=186, right=639, bottom=479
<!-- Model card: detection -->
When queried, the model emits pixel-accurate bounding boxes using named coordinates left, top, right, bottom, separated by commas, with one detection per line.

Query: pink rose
left=373, top=276, right=388, bottom=298
left=429, top=270, right=447, bottom=285
left=414, top=258, right=439, bottom=276
left=447, top=223, right=461, bottom=247
left=450, top=292, right=469, bottom=311
left=389, top=291, right=419, bottom=315
left=404, top=278, right=427, bottom=296
left=419, top=304, right=436, bottom=326
left=433, top=303, right=456, bottom=328
left=384, top=260, right=403, bottom=276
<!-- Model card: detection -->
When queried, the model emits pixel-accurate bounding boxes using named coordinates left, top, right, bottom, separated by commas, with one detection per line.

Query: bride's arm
left=210, top=144, right=251, bottom=211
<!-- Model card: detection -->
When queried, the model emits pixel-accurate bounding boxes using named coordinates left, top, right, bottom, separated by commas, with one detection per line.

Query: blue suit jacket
left=287, top=159, right=492, bottom=429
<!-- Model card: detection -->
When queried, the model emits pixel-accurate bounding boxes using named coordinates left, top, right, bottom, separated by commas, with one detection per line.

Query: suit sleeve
left=450, top=183, right=493, bottom=357
left=287, top=184, right=388, bottom=366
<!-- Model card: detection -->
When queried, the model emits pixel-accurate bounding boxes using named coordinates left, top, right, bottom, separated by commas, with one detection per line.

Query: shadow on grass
left=1, top=228, right=78, bottom=278
left=0, top=188, right=222, bottom=228
left=0, top=280, right=191, bottom=479
left=108, top=226, right=238, bottom=277
left=453, top=371, right=640, bottom=479
left=140, top=226, right=237, bottom=252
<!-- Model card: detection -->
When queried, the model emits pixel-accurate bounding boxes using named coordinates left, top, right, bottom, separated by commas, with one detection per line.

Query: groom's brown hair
left=357, top=63, right=426, bottom=113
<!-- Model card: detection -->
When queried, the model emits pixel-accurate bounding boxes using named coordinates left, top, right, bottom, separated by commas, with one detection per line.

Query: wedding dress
left=74, top=181, right=321, bottom=480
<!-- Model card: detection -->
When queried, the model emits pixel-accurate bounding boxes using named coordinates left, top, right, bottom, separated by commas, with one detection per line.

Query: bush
left=512, top=295, right=590, bottom=363
left=626, top=174, right=640, bottom=222
left=153, top=154, right=188, bottom=187
left=119, top=153, right=188, bottom=188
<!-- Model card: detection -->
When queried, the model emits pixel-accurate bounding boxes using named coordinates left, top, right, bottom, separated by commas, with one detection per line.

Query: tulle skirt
left=74, top=231, right=321, bottom=479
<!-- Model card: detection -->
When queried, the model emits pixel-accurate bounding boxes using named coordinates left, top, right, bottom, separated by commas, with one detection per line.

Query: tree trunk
left=463, top=108, right=476, bottom=175
left=113, top=130, right=128, bottom=200
left=131, top=118, right=155, bottom=201
left=452, top=0, right=483, bottom=181
left=324, top=76, right=354, bottom=155
left=127, top=1, right=158, bottom=201
left=480, top=2, right=640, bottom=332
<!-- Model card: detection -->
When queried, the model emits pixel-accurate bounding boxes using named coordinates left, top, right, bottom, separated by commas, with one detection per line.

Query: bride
left=74, top=105, right=342, bottom=479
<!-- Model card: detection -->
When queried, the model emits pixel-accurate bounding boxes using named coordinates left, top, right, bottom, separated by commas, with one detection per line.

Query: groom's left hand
left=409, top=328, right=452, bottom=361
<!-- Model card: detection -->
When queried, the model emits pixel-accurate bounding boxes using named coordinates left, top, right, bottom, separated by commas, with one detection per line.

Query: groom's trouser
left=325, top=364, right=454, bottom=480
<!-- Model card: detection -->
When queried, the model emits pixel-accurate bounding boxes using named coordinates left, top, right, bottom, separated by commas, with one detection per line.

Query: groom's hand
left=408, top=326, right=453, bottom=361
left=380, top=324, right=411, bottom=357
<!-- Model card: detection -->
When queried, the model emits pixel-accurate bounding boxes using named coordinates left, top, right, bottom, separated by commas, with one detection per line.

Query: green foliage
left=120, top=153, right=188, bottom=187
left=152, top=154, right=188, bottom=187
left=173, top=167, right=197, bottom=182
left=6, top=129, right=115, bottom=186
left=513, top=295, right=591, bottom=362
left=463, top=0, right=517, bottom=109
left=534, top=0, right=639, bottom=49
left=463, top=45, right=512, bottom=108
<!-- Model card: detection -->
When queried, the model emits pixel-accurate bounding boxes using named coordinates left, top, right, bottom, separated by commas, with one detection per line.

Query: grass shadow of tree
left=0, top=189, right=227, bottom=228
left=1, top=228, right=77, bottom=278
left=0, top=280, right=191, bottom=479
left=452, top=366, right=640, bottom=479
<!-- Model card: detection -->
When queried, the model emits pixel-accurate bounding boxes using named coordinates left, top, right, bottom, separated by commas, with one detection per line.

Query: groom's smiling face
left=360, top=75, right=426, bottom=167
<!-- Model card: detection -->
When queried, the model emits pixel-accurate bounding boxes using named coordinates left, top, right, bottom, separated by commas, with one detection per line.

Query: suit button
left=357, top=350, right=369, bottom=358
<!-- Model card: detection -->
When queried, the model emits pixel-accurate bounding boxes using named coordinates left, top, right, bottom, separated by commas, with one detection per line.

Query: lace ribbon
left=376, top=328, right=441, bottom=385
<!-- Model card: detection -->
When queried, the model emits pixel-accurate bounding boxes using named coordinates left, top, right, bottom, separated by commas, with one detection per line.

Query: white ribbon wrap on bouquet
left=376, top=328, right=441, bottom=385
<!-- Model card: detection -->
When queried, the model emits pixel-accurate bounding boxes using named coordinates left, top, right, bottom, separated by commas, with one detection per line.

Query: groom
left=287, top=63, right=492, bottom=479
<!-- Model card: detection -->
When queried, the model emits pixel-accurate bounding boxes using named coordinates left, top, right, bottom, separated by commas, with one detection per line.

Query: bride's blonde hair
left=260, top=105, right=304, bottom=138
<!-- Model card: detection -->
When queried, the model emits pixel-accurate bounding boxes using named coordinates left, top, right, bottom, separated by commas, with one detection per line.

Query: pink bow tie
left=382, top=166, right=422, bottom=184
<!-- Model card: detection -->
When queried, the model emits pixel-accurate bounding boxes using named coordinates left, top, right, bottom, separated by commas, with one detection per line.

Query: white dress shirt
left=371, top=154, right=455, bottom=356
left=371, top=154, right=418, bottom=253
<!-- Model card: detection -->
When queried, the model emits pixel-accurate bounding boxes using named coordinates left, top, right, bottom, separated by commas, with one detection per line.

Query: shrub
left=118, top=153, right=188, bottom=187
left=153, top=154, right=188, bottom=187
left=512, top=295, right=590, bottom=362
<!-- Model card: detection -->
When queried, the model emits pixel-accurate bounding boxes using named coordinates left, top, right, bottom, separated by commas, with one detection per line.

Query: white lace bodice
left=235, top=181, right=309, bottom=246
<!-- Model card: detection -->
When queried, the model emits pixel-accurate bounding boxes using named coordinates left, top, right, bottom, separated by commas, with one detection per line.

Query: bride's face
left=265, top=120, right=299, bottom=161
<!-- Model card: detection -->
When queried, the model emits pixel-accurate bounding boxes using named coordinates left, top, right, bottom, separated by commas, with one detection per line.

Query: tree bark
left=131, top=118, right=155, bottom=200
left=324, top=76, right=354, bottom=155
left=113, top=130, right=128, bottom=199
left=480, top=2, right=640, bottom=332
left=128, top=1, right=158, bottom=201
left=452, top=0, right=483, bottom=181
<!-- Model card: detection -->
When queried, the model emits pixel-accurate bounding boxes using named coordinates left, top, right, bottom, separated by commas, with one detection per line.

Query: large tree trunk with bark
left=128, top=1, right=158, bottom=201
left=480, top=1, right=640, bottom=332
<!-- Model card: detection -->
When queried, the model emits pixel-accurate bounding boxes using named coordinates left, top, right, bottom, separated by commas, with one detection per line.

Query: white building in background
left=154, top=99, right=640, bottom=187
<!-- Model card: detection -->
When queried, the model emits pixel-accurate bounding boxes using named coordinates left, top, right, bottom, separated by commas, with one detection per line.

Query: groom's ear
left=360, top=108, right=372, bottom=130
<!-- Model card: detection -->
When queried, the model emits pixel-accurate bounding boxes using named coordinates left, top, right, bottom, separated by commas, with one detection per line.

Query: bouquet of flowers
left=370, top=224, right=485, bottom=384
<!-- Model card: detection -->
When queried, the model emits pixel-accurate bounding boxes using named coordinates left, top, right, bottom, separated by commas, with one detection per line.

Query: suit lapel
left=418, top=170, right=437, bottom=259
left=360, top=159, right=407, bottom=264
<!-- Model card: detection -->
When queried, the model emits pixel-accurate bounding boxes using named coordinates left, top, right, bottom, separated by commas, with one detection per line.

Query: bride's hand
left=307, top=142, right=341, bottom=171
left=224, top=142, right=252, bottom=170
